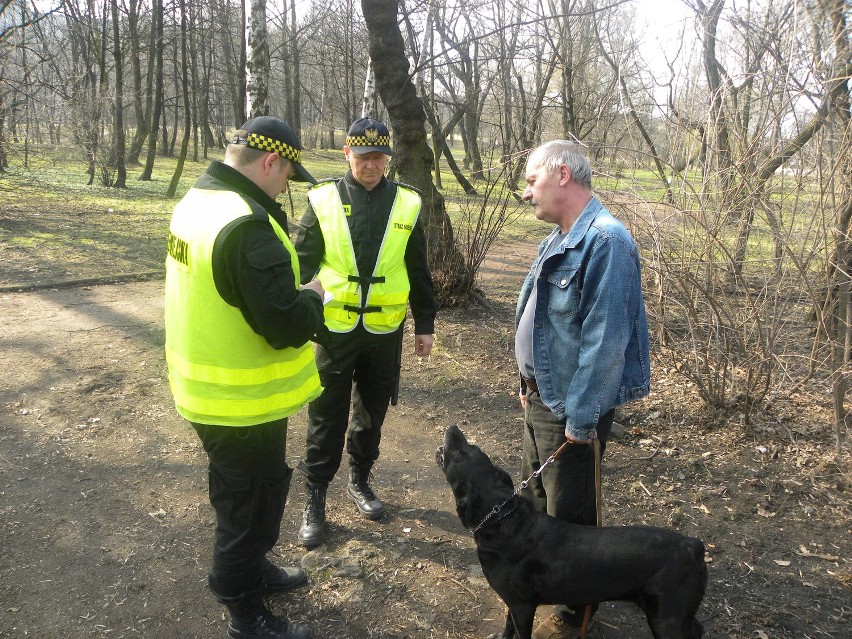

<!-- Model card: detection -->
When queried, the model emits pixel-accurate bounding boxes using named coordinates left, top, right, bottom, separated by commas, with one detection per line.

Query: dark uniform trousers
left=520, top=390, right=614, bottom=626
left=192, top=419, right=292, bottom=598
left=298, top=325, right=400, bottom=485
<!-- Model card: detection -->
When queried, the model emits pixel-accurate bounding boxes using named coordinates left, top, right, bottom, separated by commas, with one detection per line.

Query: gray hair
left=527, top=140, right=592, bottom=189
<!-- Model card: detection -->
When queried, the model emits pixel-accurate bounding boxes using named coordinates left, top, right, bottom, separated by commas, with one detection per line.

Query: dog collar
left=471, top=439, right=573, bottom=535
left=470, top=501, right=516, bottom=535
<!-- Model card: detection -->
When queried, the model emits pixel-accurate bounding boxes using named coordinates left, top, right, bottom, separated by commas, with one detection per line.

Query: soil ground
left=1, top=235, right=850, bottom=639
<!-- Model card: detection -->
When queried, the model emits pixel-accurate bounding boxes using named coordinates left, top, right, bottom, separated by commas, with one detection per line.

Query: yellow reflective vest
left=308, top=181, right=421, bottom=334
left=164, top=187, right=322, bottom=426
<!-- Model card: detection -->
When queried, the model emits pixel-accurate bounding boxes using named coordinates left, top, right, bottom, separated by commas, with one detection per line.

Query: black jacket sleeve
left=293, top=203, right=325, bottom=286
left=214, top=218, right=326, bottom=349
left=405, top=217, right=437, bottom=335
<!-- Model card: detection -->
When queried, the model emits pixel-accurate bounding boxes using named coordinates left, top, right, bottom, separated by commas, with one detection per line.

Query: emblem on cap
left=345, top=117, right=392, bottom=154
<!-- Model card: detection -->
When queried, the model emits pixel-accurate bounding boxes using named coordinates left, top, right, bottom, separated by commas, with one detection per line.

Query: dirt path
left=1, top=253, right=850, bottom=638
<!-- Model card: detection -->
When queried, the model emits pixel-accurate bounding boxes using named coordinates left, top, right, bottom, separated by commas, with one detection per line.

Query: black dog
left=435, top=424, right=706, bottom=639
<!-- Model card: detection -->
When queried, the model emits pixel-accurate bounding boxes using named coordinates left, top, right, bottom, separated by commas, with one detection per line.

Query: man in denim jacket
left=514, top=141, right=650, bottom=639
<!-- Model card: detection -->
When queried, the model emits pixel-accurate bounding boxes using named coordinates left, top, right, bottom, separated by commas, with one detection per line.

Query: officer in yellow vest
left=165, top=116, right=323, bottom=639
left=293, top=117, right=437, bottom=548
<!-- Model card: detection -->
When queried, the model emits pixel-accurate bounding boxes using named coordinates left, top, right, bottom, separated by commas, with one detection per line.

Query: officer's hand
left=301, top=279, right=325, bottom=298
left=414, top=334, right=433, bottom=357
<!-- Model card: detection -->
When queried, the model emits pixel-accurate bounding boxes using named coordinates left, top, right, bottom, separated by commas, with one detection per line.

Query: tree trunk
left=289, top=0, right=301, bottom=131
left=126, top=0, right=148, bottom=164
left=700, top=0, right=735, bottom=196
left=94, top=0, right=109, bottom=185
left=826, top=0, right=852, bottom=452
left=167, top=0, right=192, bottom=198
left=361, top=0, right=465, bottom=302
left=111, top=0, right=127, bottom=188
left=245, top=0, right=270, bottom=117
left=140, top=0, right=164, bottom=181
left=188, top=0, right=200, bottom=161
left=281, top=0, right=294, bottom=122
left=361, top=57, right=377, bottom=118
left=0, top=89, right=7, bottom=173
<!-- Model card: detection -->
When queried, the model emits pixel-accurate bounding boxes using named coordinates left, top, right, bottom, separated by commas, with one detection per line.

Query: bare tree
left=61, top=0, right=110, bottom=185
left=125, top=0, right=149, bottom=164
left=594, top=10, right=672, bottom=201
left=433, top=3, right=489, bottom=180
left=110, top=0, right=126, bottom=187
left=400, top=0, right=475, bottom=194
left=140, top=0, right=164, bottom=181
left=166, top=0, right=192, bottom=197
left=0, top=0, right=60, bottom=44
left=361, top=0, right=467, bottom=301
left=819, top=0, right=852, bottom=452
left=245, top=0, right=269, bottom=117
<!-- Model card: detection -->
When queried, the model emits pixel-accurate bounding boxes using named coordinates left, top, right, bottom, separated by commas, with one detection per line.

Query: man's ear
left=262, top=152, right=279, bottom=174
left=559, top=164, right=572, bottom=185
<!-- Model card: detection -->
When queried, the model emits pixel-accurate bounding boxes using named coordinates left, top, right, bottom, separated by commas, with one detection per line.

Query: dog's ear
left=455, top=493, right=468, bottom=517
left=492, top=466, right=515, bottom=492
left=453, top=480, right=477, bottom=526
left=456, top=481, right=482, bottom=528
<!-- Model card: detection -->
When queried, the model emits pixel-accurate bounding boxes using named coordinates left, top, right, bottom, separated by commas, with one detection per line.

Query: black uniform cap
left=345, top=117, right=393, bottom=156
left=231, top=116, right=316, bottom=184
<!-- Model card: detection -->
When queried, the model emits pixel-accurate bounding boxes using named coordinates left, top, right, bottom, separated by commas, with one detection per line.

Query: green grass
left=2, top=142, right=826, bottom=291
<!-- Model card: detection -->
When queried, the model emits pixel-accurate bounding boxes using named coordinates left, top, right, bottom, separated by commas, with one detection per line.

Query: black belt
left=343, top=304, right=382, bottom=315
left=347, top=275, right=386, bottom=285
left=523, top=376, right=538, bottom=393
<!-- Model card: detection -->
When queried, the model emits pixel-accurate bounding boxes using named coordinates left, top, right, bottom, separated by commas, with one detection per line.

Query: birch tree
left=245, top=0, right=270, bottom=117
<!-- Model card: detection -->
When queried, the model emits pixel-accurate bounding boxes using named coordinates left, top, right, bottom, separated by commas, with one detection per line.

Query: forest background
left=2, top=0, right=851, bottom=442
left=0, top=1, right=850, bottom=636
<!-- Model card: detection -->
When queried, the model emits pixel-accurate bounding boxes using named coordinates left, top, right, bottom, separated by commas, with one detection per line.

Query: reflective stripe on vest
left=164, top=187, right=321, bottom=426
left=308, top=181, right=421, bottom=334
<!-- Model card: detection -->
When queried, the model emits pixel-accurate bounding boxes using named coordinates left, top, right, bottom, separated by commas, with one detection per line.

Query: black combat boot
left=215, top=585, right=311, bottom=639
left=346, top=467, right=385, bottom=520
left=298, top=483, right=326, bottom=548
left=261, top=559, right=308, bottom=594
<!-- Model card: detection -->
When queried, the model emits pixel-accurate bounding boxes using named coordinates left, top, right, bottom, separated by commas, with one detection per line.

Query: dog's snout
left=435, top=445, right=445, bottom=468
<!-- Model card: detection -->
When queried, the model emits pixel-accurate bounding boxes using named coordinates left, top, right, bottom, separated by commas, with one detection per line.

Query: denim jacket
left=516, top=197, right=650, bottom=440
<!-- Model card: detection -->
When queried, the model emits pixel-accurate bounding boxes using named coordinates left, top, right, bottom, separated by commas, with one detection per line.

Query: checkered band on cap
left=346, top=134, right=391, bottom=148
left=245, top=132, right=301, bottom=163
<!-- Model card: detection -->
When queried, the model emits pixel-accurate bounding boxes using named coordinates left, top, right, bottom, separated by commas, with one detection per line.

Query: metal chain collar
left=469, top=440, right=570, bottom=535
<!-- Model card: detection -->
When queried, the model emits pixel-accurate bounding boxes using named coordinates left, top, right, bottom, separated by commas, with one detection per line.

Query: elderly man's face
left=522, top=158, right=569, bottom=225
left=344, top=148, right=389, bottom=191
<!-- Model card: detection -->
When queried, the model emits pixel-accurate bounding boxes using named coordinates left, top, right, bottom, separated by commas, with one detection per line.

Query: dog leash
left=593, top=437, right=602, bottom=526
left=469, top=440, right=571, bottom=535
left=578, top=438, right=603, bottom=639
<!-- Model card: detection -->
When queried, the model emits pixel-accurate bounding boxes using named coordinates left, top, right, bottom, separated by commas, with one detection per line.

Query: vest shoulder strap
left=309, top=177, right=341, bottom=190
left=394, top=181, right=422, bottom=196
